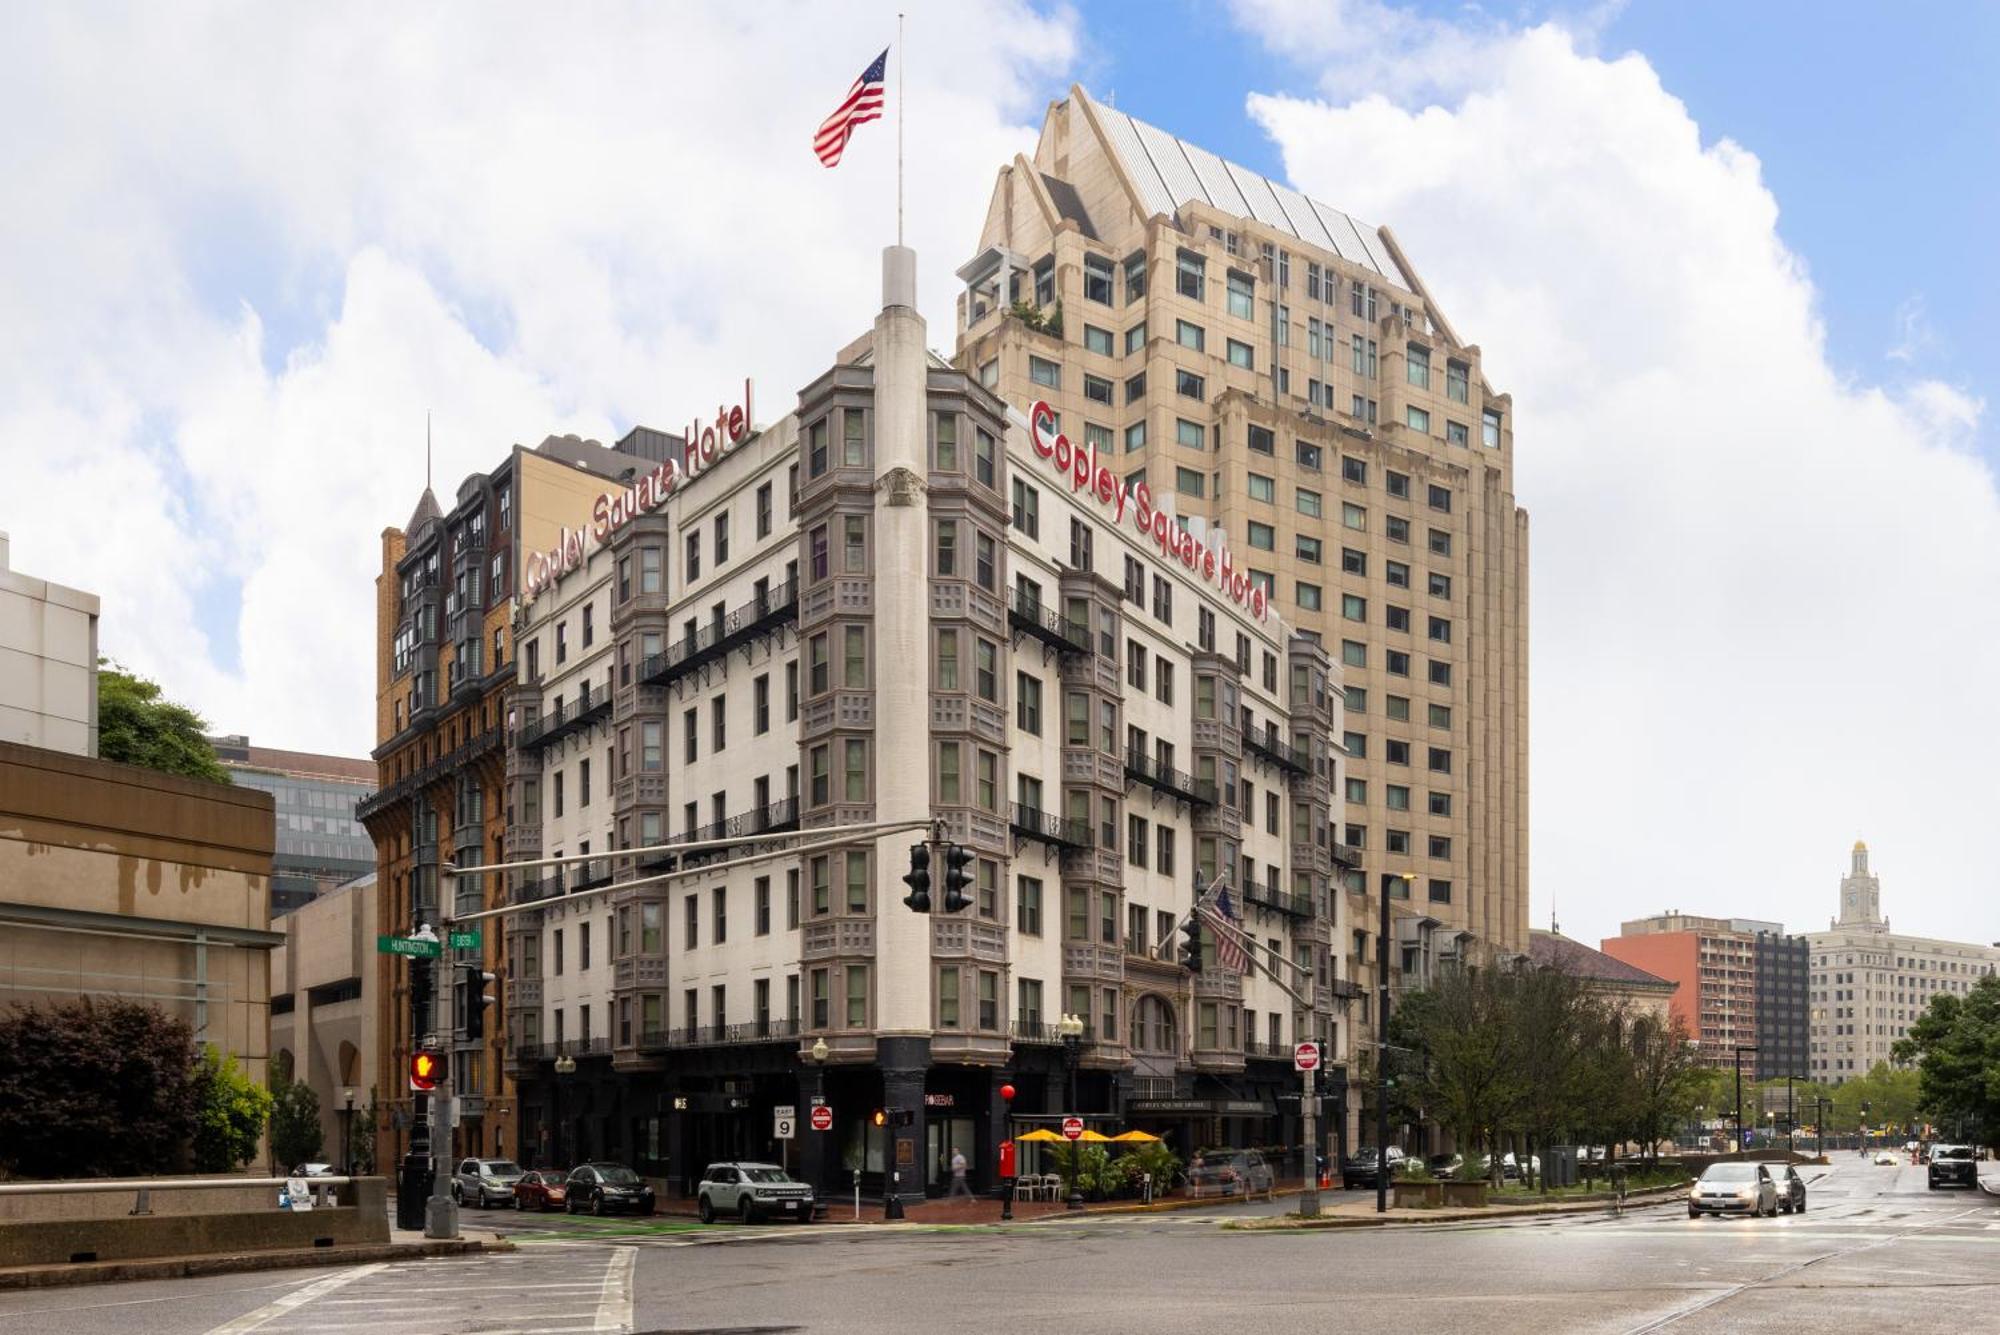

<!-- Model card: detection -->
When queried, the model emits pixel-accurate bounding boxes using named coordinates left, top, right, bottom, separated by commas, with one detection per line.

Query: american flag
left=814, top=48, right=888, bottom=168
left=1198, top=879, right=1251, bottom=974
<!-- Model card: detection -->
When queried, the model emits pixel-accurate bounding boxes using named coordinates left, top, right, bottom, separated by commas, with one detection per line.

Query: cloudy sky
left=3, top=1, right=1994, bottom=949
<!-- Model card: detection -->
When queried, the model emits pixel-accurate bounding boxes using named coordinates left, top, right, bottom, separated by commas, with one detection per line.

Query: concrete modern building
left=0, top=533, right=100, bottom=758
left=359, top=432, right=668, bottom=1169
left=1529, top=930, right=1676, bottom=1028
left=951, top=87, right=1529, bottom=1031
left=499, top=248, right=1354, bottom=1202
left=1806, top=841, right=2000, bottom=1082
left=210, top=736, right=376, bottom=917
left=270, top=873, right=378, bottom=1170
left=0, top=739, right=278, bottom=1078
left=1602, top=912, right=1807, bottom=1077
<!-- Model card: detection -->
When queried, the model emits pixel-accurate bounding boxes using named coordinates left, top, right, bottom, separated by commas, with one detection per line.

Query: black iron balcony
left=1008, top=802, right=1091, bottom=851
left=634, top=796, right=801, bottom=874
left=1007, top=587, right=1091, bottom=657
left=1243, top=728, right=1312, bottom=777
left=357, top=725, right=503, bottom=823
left=639, top=579, right=798, bottom=689
left=635, top=1018, right=802, bottom=1053
left=1123, top=746, right=1218, bottom=807
left=1009, top=1020, right=1092, bottom=1045
left=1242, top=877, right=1315, bottom=919
left=511, top=876, right=566, bottom=906
left=572, top=858, right=614, bottom=893
left=517, top=678, right=614, bottom=752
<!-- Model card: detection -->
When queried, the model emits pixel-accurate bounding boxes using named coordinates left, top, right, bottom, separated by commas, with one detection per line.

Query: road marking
left=201, top=1264, right=389, bottom=1335
left=593, top=1245, right=635, bottom=1332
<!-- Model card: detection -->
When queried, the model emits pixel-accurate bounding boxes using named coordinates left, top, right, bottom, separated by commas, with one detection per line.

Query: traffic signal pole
left=426, top=919, right=459, bottom=1239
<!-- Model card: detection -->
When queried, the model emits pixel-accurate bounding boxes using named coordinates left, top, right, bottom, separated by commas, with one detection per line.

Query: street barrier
left=0, top=1176, right=388, bottom=1267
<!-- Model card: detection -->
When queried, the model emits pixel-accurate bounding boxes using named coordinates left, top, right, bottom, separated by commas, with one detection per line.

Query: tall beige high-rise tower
left=953, top=88, right=1529, bottom=993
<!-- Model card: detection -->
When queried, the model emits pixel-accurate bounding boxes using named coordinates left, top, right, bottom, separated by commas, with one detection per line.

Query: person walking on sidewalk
left=947, top=1148, right=973, bottom=1200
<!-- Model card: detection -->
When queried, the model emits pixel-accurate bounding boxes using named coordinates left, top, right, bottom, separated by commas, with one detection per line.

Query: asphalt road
left=1, top=1159, right=1993, bottom=1334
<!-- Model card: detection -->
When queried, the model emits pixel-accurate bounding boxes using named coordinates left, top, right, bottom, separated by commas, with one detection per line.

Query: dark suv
left=1928, top=1144, right=1977, bottom=1190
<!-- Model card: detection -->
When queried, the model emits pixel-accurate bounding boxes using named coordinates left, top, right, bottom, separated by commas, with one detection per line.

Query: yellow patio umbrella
left=1110, top=1130, right=1161, bottom=1143
left=1077, top=1129, right=1115, bottom=1142
left=1015, top=1128, right=1065, bottom=1142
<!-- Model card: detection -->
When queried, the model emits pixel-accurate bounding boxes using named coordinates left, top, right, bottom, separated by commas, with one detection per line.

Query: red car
left=512, top=1169, right=571, bottom=1212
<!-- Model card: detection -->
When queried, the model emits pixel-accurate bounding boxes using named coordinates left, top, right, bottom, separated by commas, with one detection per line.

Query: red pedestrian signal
left=408, top=1050, right=441, bottom=1092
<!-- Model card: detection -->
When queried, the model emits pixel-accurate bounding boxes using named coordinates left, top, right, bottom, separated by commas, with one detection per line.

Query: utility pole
left=426, top=915, right=459, bottom=1239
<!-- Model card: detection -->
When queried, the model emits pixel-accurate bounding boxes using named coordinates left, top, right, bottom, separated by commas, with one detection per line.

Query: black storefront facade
left=513, top=1029, right=1340, bottom=1200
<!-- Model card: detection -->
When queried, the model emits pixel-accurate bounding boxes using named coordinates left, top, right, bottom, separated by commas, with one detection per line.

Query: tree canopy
left=0, top=998, right=201, bottom=1177
left=1894, top=973, right=2000, bottom=1148
left=97, top=661, right=230, bottom=784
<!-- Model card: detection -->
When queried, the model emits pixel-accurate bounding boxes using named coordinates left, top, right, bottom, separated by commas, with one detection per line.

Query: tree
left=349, top=1087, right=379, bottom=1174
left=0, top=998, right=200, bottom=1177
left=191, top=1046, right=272, bottom=1172
left=269, top=1078, right=323, bottom=1171
left=97, top=662, right=230, bottom=784
left=1624, top=1014, right=1703, bottom=1165
left=1895, top=974, right=2000, bottom=1150
left=1509, top=964, right=1596, bottom=1192
left=1387, top=964, right=1524, bottom=1181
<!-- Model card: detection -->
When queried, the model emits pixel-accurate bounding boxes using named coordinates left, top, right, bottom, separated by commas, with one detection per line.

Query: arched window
left=1132, top=995, right=1178, bottom=1055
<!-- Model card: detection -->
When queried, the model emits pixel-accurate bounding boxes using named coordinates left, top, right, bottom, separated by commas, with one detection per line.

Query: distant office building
left=270, top=872, right=377, bottom=1168
left=1806, top=842, right=2000, bottom=1082
left=209, top=736, right=376, bottom=917
left=0, top=532, right=100, bottom=758
left=1529, top=930, right=1676, bottom=1028
left=1602, top=911, right=1807, bottom=1077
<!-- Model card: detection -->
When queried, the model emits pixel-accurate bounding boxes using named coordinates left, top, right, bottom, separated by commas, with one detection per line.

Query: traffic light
left=940, top=844, right=974, bottom=913
left=872, top=1108, right=888, bottom=1128
left=1180, top=917, right=1205, bottom=973
left=408, top=1049, right=442, bottom=1093
left=872, top=1107, right=914, bottom=1128
left=901, top=844, right=932, bottom=913
left=462, top=966, right=495, bottom=1041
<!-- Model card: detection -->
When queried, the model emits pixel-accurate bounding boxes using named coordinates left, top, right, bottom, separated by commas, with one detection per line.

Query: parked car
left=565, top=1162, right=656, bottom=1216
left=451, top=1158, right=525, bottom=1209
left=1874, top=1150, right=1900, bottom=1166
left=1763, top=1163, right=1807, bottom=1213
left=291, top=1162, right=337, bottom=1178
left=1426, top=1154, right=1464, bottom=1181
left=511, top=1169, right=571, bottom=1212
left=1187, top=1149, right=1275, bottom=1200
left=1929, top=1144, right=1978, bottom=1190
left=1339, top=1148, right=1405, bottom=1190
left=1688, top=1161, right=1778, bottom=1218
left=696, top=1162, right=816, bottom=1223
left=1501, top=1153, right=1541, bottom=1182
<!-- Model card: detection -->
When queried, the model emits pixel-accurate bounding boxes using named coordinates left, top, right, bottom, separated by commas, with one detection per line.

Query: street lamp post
left=553, top=1051, right=577, bottom=1169
left=806, top=1037, right=828, bottom=1197
left=1733, top=1046, right=1758, bottom=1154
left=1059, top=1012, right=1086, bottom=1210
left=1784, top=1074, right=1800, bottom=1158
left=340, top=1086, right=357, bottom=1177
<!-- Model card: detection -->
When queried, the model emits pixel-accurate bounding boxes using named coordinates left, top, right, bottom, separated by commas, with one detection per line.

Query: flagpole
left=896, top=12, right=905, bottom=247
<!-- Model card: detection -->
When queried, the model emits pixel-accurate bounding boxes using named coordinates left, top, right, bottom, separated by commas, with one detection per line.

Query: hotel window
left=938, top=968, right=960, bottom=1028
left=1386, top=605, right=1410, bottom=632
left=843, top=625, right=867, bottom=686
left=1029, top=356, right=1061, bottom=389
left=975, top=638, right=999, bottom=702
left=808, top=633, right=829, bottom=695
left=1428, top=747, right=1453, bottom=774
left=617, top=556, right=632, bottom=603
left=936, top=740, right=961, bottom=804
left=976, top=750, right=998, bottom=811
left=1247, top=521, right=1274, bottom=550
left=1344, top=732, right=1366, bottom=760
left=979, top=971, right=1000, bottom=1029
left=1406, top=344, right=1431, bottom=389
left=1244, top=424, right=1275, bottom=456
left=935, top=519, right=958, bottom=576
left=1176, top=250, right=1204, bottom=300
left=1084, top=373, right=1113, bottom=405
left=1176, top=369, right=1204, bottom=400
left=1483, top=408, right=1503, bottom=447
left=841, top=408, right=865, bottom=466
left=1345, top=778, right=1366, bottom=804
left=1084, top=324, right=1114, bottom=356
left=1340, top=501, right=1364, bottom=530
left=755, top=481, right=773, bottom=537
left=1428, top=616, right=1452, bottom=644
left=1152, top=575, right=1172, bottom=626
left=1429, top=835, right=1452, bottom=860
left=1429, top=660, right=1452, bottom=686
left=1386, top=516, right=1410, bottom=544
left=753, top=676, right=770, bottom=734
left=1175, top=467, right=1205, bottom=497
left=1428, top=484, right=1452, bottom=513
left=1385, top=740, right=1409, bottom=765
left=842, top=515, right=866, bottom=572
left=845, top=966, right=869, bottom=1028
left=1014, top=875, right=1045, bottom=942
left=808, top=745, right=829, bottom=807
left=1387, top=649, right=1410, bottom=676
left=1337, top=548, right=1366, bottom=578
left=1176, top=418, right=1205, bottom=450
left=1176, top=319, right=1205, bottom=352
left=845, top=851, right=869, bottom=912
left=1428, top=528, right=1453, bottom=557
left=713, top=513, right=729, bottom=566
left=1125, top=321, right=1147, bottom=355
left=808, top=418, right=828, bottom=476
left=1429, top=879, right=1453, bottom=904
left=1296, top=535, right=1322, bottom=564
left=1296, top=581, right=1322, bottom=611
left=844, top=739, right=867, bottom=801
left=1123, top=251, right=1147, bottom=300
left=1248, top=473, right=1274, bottom=503
left=1446, top=420, right=1469, bottom=448
left=1385, top=470, right=1409, bottom=499
left=1341, top=640, right=1366, bottom=667
left=808, top=523, right=829, bottom=582
left=1069, top=517, right=1093, bottom=571
left=682, top=708, right=697, bottom=764
left=1343, top=594, right=1366, bottom=622
left=1227, top=271, right=1254, bottom=319
left=785, top=660, right=799, bottom=720
left=1406, top=406, right=1431, bottom=434
left=1227, top=339, right=1253, bottom=369
left=1016, top=672, right=1041, bottom=733
left=1352, top=280, right=1377, bottom=321
left=1011, top=478, right=1040, bottom=537
left=1446, top=360, right=1469, bottom=403
left=935, top=412, right=958, bottom=469
left=1429, top=791, right=1452, bottom=816
left=1084, top=421, right=1113, bottom=459
left=1386, top=785, right=1410, bottom=812
left=1083, top=254, right=1114, bottom=304
left=1351, top=337, right=1377, bottom=379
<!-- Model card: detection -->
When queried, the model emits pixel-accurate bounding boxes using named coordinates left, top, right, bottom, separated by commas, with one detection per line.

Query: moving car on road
left=511, top=1169, right=571, bottom=1212
left=565, top=1162, right=656, bottom=1216
left=1187, top=1149, right=1275, bottom=1200
left=1874, top=1150, right=1900, bottom=1166
left=1762, top=1163, right=1807, bottom=1213
left=696, top=1162, right=817, bottom=1223
left=1929, top=1144, right=1978, bottom=1190
left=452, top=1158, right=525, bottom=1209
left=1688, top=1161, right=1778, bottom=1217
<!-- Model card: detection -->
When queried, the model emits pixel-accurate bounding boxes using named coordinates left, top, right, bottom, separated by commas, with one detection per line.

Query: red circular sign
left=810, top=1105, right=833, bottom=1132
left=1294, top=1041, right=1321, bottom=1071
left=1061, top=1116, right=1085, bottom=1141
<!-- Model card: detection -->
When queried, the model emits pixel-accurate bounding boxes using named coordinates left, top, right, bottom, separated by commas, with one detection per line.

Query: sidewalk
left=1225, top=1182, right=1692, bottom=1230
left=0, top=1226, right=511, bottom=1291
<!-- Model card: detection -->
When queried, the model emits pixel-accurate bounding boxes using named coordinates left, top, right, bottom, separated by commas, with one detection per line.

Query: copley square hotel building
left=426, top=243, right=1355, bottom=1205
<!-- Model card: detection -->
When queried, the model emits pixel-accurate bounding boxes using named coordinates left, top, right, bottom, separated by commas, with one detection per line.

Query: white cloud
left=1233, top=11, right=2000, bottom=944
left=0, top=3, right=1076, bottom=757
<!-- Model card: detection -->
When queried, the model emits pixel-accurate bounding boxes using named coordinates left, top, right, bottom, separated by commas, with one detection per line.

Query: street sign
left=775, top=1104, right=796, bottom=1119
left=1294, top=1041, right=1321, bottom=1072
left=810, top=1106, right=833, bottom=1132
left=1061, top=1116, right=1084, bottom=1141
left=377, top=934, right=442, bottom=959
left=774, top=1109, right=795, bottom=1140
left=447, top=930, right=481, bottom=949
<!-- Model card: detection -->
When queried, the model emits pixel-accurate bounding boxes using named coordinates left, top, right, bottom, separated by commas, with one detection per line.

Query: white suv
left=697, top=1162, right=816, bottom=1224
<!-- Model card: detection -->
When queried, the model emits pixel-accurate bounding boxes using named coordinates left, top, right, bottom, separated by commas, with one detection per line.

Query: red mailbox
left=999, top=1138, right=1017, bottom=1179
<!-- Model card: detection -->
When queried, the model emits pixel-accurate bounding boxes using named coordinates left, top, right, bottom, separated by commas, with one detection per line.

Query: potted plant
left=1391, top=1158, right=1443, bottom=1208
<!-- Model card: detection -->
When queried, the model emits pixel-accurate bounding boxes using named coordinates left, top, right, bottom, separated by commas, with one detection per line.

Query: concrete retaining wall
left=0, top=1179, right=387, bottom=1266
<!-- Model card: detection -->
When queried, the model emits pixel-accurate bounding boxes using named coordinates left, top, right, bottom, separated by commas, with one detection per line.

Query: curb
left=1221, top=1182, right=1691, bottom=1231
left=0, top=1236, right=512, bottom=1290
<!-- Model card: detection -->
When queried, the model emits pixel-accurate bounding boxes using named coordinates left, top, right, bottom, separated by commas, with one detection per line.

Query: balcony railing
left=529, top=1038, right=610, bottom=1060
left=1242, top=878, right=1315, bottom=919
left=639, top=579, right=798, bottom=689
left=635, top=797, right=801, bottom=873
left=1123, top=746, right=1217, bottom=807
left=1008, top=802, right=1091, bottom=851
left=356, top=724, right=503, bottom=822
left=1009, top=1020, right=1092, bottom=1045
left=517, top=677, right=614, bottom=753
left=1243, top=728, right=1312, bottom=777
left=511, top=876, right=566, bottom=906
left=634, top=1018, right=802, bottom=1053
left=1007, top=588, right=1090, bottom=657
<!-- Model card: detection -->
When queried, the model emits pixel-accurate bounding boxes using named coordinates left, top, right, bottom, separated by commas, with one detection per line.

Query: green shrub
left=192, top=1047, right=272, bottom=1172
